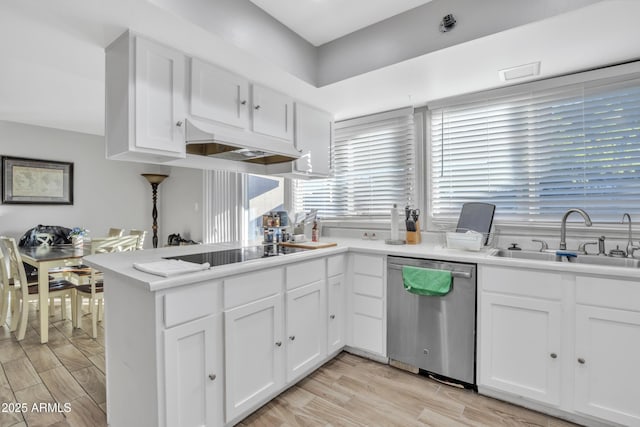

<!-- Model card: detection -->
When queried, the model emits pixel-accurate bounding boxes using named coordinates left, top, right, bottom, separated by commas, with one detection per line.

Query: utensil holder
left=406, top=221, right=421, bottom=244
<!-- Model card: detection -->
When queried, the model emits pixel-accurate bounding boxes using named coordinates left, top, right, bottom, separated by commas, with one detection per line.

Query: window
left=203, top=171, right=285, bottom=243
left=430, top=70, right=640, bottom=224
left=294, top=107, right=416, bottom=218
left=246, top=174, right=285, bottom=241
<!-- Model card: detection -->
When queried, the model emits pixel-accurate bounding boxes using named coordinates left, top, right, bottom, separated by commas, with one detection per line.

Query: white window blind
left=295, top=108, right=415, bottom=217
left=431, top=74, right=640, bottom=223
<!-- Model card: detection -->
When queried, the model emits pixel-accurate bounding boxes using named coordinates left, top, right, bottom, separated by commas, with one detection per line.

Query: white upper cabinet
left=105, top=31, right=186, bottom=162
left=189, top=58, right=250, bottom=130
left=293, top=103, right=332, bottom=177
left=251, top=84, right=294, bottom=142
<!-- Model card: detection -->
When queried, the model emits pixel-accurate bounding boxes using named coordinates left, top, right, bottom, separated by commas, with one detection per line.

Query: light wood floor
left=0, top=300, right=107, bottom=427
left=1, top=302, right=582, bottom=427
left=239, top=353, right=581, bottom=427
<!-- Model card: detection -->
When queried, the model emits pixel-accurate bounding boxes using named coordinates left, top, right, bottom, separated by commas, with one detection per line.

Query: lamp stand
left=141, top=174, right=168, bottom=248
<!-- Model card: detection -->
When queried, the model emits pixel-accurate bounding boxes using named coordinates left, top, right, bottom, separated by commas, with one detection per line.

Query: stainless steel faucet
left=622, top=213, right=639, bottom=258
left=559, top=208, right=592, bottom=250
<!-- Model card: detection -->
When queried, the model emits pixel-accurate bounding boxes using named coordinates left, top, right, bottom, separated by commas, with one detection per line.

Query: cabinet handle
left=577, top=358, right=586, bottom=364
left=240, top=100, right=247, bottom=105
left=330, top=314, right=336, bottom=319
left=275, top=341, right=282, bottom=347
left=289, top=335, right=295, bottom=341
left=176, top=120, right=183, bottom=127
left=208, top=374, right=216, bottom=381
left=254, top=105, right=261, bottom=110
left=550, top=353, right=557, bottom=359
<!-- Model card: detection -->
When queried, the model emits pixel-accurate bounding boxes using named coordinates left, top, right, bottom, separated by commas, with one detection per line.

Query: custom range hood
left=184, top=118, right=301, bottom=165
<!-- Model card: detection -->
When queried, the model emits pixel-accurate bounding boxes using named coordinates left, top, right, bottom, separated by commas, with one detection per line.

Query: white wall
left=0, top=121, right=204, bottom=246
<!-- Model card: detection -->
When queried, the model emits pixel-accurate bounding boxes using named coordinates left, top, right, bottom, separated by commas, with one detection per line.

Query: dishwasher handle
left=388, top=263, right=472, bottom=279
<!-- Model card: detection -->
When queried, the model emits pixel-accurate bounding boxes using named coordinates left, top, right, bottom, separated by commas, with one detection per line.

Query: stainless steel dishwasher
left=387, top=256, right=477, bottom=387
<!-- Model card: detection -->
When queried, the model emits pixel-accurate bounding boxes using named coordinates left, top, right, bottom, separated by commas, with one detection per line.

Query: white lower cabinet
left=480, top=266, right=640, bottom=427
left=285, top=281, right=327, bottom=382
left=164, top=314, right=223, bottom=427
left=224, top=294, right=284, bottom=423
left=480, top=293, right=562, bottom=406
left=574, top=305, right=640, bottom=425
left=573, top=275, right=640, bottom=426
left=348, top=253, right=386, bottom=357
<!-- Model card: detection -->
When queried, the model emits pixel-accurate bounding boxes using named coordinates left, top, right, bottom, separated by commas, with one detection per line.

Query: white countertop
left=84, top=237, right=640, bottom=292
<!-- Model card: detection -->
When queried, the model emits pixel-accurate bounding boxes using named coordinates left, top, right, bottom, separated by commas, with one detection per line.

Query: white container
left=445, top=231, right=484, bottom=251
left=390, top=204, right=400, bottom=241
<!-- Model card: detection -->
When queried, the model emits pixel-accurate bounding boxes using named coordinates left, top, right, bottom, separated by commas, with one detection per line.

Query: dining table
left=19, top=244, right=87, bottom=343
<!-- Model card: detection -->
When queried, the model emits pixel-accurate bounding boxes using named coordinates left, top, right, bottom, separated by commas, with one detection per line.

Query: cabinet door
left=294, top=103, right=332, bottom=176
left=327, top=274, right=345, bottom=354
left=251, top=84, right=293, bottom=141
left=479, top=293, right=562, bottom=406
left=164, top=314, right=223, bottom=427
left=190, top=58, right=250, bottom=129
left=286, top=280, right=327, bottom=382
left=575, top=305, right=640, bottom=425
left=224, top=295, right=284, bottom=422
left=134, top=36, right=185, bottom=156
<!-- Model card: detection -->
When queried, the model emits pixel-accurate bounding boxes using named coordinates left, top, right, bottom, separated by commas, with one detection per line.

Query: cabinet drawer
left=224, top=268, right=282, bottom=309
left=353, top=294, right=383, bottom=319
left=164, top=281, right=220, bottom=328
left=327, top=255, right=345, bottom=277
left=353, top=273, right=383, bottom=298
left=286, top=259, right=324, bottom=290
left=576, top=275, right=640, bottom=311
left=480, top=265, right=564, bottom=300
left=353, top=254, right=384, bottom=277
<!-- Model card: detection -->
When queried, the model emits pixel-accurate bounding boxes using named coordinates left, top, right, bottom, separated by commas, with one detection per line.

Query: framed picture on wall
left=1, top=156, right=74, bottom=205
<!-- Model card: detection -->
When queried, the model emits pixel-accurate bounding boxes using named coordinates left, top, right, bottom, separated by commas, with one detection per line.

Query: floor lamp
left=141, top=173, right=168, bottom=248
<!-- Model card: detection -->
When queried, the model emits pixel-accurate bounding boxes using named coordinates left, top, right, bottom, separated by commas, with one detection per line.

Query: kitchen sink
left=491, top=249, right=558, bottom=262
left=491, top=249, right=640, bottom=268
left=567, top=255, right=640, bottom=268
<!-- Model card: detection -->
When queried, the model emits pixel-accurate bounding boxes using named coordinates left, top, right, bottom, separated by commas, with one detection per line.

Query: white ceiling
left=248, top=0, right=433, bottom=46
left=1, top=0, right=639, bottom=138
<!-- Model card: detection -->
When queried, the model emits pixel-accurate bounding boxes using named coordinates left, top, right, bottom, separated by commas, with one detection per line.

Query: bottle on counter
left=311, top=218, right=319, bottom=242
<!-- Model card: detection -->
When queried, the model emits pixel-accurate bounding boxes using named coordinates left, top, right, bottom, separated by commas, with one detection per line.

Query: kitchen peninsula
left=85, top=238, right=640, bottom=427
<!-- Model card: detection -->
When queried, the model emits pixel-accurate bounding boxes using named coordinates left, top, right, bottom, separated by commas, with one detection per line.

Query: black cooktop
left=164, top=245, right=307, bottom=267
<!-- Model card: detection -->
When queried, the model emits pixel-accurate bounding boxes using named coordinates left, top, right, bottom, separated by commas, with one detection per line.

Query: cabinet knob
left=578, top=358, right=586, bottom=364
left=240, top=100, right=247, bottom=105
left=329, top=314, right=336, bottom=319
left=550, top=353, right=557, bottom=359
left=254, top=105, right=261, bottom=110
left=275, top=341, right=282, bottom=347
left=289, top=335, right=295, bottom=341
left=208, top=374, right=216, bottom=381
left=176, top=120, right=183, bottom=127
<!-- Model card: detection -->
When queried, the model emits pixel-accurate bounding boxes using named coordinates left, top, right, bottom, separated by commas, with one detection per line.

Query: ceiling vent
left=499, top=62, right=541, bottom=82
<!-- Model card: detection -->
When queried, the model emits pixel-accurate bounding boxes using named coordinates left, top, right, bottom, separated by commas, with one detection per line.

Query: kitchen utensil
left=411, top=209, right=420, bottom=222
left=406, top=219, right=416, bottom=232
left=405, top=206, right=411, bottom=221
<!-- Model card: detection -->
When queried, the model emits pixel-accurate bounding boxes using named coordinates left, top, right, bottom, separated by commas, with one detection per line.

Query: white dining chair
left=128, top=229, right=147, bottom=250
left=0, top=246, right=17, bottom=328
left=108, top=228, right=124, bottom=237
left=73, top=235, right=138, bottom=338
left=0, top=237, right=76, bottom=341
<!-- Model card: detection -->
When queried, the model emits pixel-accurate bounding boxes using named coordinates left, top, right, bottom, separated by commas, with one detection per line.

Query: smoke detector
left=440, top=14, right=456, bottom=32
